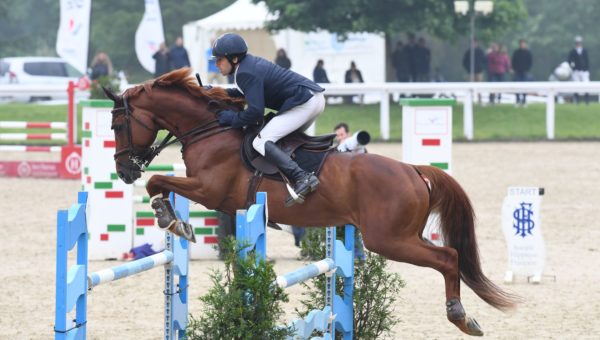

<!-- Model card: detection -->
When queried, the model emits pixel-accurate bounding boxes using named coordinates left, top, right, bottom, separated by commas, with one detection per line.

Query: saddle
left=240, top=126, right=336, bottom=208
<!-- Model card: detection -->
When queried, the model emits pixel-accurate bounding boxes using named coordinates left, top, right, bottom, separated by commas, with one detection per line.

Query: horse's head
left=103, top=68, right=245, bottom=184
left=103, top=86, right=159, bottom=184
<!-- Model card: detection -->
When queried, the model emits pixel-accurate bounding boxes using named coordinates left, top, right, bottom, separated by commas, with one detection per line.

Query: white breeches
left=252, top=91, right=325, bottom=156
left=572, top=70, right=590, bottom=82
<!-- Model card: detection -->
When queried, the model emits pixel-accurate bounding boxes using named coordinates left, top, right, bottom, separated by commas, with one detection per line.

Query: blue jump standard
left=236, top=191, right=355, bottom=340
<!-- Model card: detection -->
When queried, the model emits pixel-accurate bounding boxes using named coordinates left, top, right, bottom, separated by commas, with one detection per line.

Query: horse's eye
left=111, top=124, right=123, bottom=131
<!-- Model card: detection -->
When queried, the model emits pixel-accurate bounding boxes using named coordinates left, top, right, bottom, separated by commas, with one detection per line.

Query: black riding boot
left=264, top=141, right=319, bottom=206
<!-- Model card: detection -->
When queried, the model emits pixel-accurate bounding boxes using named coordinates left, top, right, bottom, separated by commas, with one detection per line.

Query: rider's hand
left=217, top=110, right=235, bottom=126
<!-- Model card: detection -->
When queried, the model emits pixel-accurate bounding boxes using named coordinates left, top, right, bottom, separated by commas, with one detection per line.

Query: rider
left=212, top=33, right=325, bottom=206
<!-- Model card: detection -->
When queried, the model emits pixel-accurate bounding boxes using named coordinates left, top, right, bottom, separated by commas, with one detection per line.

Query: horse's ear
left=102, top=86, right=118, bottom=102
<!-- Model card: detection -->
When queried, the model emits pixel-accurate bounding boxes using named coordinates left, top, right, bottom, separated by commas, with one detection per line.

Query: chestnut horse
left=103, top=68, right=517, bottom=336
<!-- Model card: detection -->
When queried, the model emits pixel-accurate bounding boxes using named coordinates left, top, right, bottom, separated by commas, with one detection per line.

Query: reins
left=111, top=95, right=233, bottom=171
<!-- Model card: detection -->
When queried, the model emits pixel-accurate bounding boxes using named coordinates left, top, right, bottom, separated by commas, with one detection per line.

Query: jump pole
left=54, top=191, right=189, bottom=339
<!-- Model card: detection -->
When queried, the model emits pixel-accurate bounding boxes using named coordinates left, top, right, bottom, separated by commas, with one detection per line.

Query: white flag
left=135, top=0, right=166, bottom=73
left=56, top=0, right=92, bottom=74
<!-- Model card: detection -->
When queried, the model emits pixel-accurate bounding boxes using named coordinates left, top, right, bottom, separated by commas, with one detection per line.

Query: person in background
left=462, top=40, right=486, bottom=104
left=511, top=39, right=533, bottom=107
left=169, top=36, right=190, bottom=70
left=344, top=61, right=364, bottom=104
left=391, top=40, right=411, bottom=82
left=312, top=59, right=330, bottom=83
left=406, top=32, right=418, bottom=82
left=152, top=42, right=170, bottom=77
left=568, top=35, right=590, bottom=104
left=414, top=37, right=431, bottom=82
left=90, top=52, right=113, bottom=80
left=274, top=48, right=291, bottom=69
left=486, top=42, right=510, bottom=104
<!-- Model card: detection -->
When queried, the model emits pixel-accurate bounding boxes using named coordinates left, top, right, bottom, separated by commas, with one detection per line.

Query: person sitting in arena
left=212, top=33, right=325, bottom=206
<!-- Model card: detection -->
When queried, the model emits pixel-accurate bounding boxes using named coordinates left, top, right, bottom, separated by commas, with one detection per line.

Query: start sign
left=501, top=186, right=545, bottom=283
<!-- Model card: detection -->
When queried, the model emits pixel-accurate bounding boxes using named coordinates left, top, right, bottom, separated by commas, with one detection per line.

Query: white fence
left=2, top=81, right=599, bottom=140
left=320, top=81, right=600, bottom=140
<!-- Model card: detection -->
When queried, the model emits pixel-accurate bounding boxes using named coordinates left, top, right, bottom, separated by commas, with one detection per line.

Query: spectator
left=152, top=42, right=170, bottom=77
left=568, top=35, right=590, bottom=104
left=462, top=40, right=486, bottom=104
left=274, top=48, right=291, bottom=69
left=90, top=52, right=113, bottom=80
left=343, top=61, right=364, bottom=104
left=391, top=41, right=410, bottom=82
left=312, top=59, right=330, bottom=83
left=486, top=42, right=510, bottom=104
left=169, top=36, right=190, bottom=70
left=462, top=40, right=486, bottom=81
left=511, top=39, right=533, bottom=106
left=414, top=37, right=431, bottom=82
left=406, top=32, right=418, bottom=82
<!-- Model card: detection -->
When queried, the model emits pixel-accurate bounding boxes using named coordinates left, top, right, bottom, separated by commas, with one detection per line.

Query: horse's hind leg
left=363, top=233, right=484, bottom=336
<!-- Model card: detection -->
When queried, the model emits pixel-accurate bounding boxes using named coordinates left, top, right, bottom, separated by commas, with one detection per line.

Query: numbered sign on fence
left=501, top=187, right=545, bottom=283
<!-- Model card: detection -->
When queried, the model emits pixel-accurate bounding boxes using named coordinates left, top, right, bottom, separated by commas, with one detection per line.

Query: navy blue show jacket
left=221, top=54, right=324, bottom=128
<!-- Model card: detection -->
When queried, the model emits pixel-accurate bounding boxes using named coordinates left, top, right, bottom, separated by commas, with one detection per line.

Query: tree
left=501, top=0, right=600, bottom=80
left=0, top=0, right=235, bottom=82
left=254, top=0, right=526, bottom=41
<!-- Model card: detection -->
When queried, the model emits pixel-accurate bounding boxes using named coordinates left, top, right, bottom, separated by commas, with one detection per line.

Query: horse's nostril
left=118, top=171, right=125, bottom=179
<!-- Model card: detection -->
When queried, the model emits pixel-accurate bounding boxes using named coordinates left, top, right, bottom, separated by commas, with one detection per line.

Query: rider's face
left=216, top=57, right=233, bottom=75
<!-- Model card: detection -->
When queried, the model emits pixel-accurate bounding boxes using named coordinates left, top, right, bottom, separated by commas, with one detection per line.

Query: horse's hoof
left=169, top=220, right=197, bottom=243
left=466, top=317, right=484, bottom=336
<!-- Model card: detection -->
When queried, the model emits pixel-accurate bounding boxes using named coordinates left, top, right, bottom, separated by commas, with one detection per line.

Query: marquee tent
left=182, top=0, right=385, bottom=86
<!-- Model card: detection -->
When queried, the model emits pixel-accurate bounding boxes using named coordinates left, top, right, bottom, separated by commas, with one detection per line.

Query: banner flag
left=56, top=0, right=92, bottom=74
left=135, top=0, right=166, bottom=73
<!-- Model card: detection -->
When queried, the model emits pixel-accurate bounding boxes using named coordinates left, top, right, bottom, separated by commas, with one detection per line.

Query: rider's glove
left=217, top=110, right=235, bottom=126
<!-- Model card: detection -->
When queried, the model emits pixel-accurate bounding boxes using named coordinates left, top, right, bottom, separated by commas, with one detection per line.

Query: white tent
left=182, top=0, right=385, bottom=85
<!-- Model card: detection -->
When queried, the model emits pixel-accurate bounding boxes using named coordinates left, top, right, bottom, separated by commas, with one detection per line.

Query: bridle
left=110, top=94, right=233, bottom=173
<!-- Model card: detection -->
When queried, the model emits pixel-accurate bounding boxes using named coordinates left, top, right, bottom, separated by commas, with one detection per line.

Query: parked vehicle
left=0, top=56, right=88, bottom=102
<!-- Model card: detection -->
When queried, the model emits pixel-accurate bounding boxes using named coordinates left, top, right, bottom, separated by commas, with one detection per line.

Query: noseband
left=110, top=95, right=233, bottom=173
left=111, top=96, right=159, bottom=172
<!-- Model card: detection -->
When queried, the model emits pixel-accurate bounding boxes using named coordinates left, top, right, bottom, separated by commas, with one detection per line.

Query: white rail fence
left=2, top=82, right=599, bottom=140
left=320, top=81, right=600, bottom=140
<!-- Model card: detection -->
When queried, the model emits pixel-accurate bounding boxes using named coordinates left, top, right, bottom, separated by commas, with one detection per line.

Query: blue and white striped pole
left=275, top=258, right=336, bottom=289
left=88, top=251, right=174, bottom=288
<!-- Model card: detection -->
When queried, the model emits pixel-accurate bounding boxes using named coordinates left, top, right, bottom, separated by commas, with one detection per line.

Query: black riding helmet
left=212, top=33, right=248, bottom=73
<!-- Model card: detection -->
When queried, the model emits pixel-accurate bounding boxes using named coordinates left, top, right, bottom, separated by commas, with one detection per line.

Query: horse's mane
left=125, top=67, right=245, bottom=110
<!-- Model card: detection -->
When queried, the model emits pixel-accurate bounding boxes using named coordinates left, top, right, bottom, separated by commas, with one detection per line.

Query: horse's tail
left=416, top=165, right=519, bottom=311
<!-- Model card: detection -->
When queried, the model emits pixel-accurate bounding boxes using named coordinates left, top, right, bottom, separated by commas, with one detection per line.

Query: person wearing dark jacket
left=511, top=39, right=533, bottom=106
left=152, top=42, right=171, bottom=77
left=312, top=59, right=330, bottom=83
left=213, top=33, right=325, bottom=206
left=169, top=37, right=190, bottom=69
left=274, top=48, right=291, bottom=69
left=344, top=61, right=364, bottom=104
left=568, top=35, right=590, bottom=104
left=462, top=40, right=486, bottom=104
left=391, top=41, right=410, bottom=82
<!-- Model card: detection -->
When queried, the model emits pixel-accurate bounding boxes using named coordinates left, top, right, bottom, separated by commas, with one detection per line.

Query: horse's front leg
left=146, top=174, right=201, bottom=243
